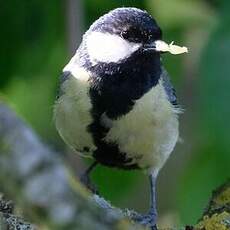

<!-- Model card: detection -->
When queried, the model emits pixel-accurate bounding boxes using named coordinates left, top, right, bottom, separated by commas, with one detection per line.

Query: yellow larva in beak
left=155, top=40, right=188, bottom=55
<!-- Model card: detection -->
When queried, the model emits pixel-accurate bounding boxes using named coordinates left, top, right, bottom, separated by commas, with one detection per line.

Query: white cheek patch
left=86, top=32, right=141, bottom=64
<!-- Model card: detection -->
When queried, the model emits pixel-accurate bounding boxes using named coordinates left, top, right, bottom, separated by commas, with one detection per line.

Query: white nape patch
left=63, top=57, right=90, bottom=81
left=86, top=32, right=141, bottom=64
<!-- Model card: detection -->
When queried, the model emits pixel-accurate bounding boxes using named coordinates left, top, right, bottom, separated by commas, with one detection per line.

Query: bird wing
left=56, top=71, right=71, bottom=99
left=161, top=67, right=177, bottom=106
left=54, top=69, right=96, bottom=156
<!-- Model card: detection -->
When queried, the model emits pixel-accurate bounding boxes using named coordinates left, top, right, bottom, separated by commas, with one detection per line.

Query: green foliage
left=147, top=0, right=216, bottom=29
left=92, top=165, right=142, bottom=204
left=0, top=1, right=65, bottom=85
left=84, top=0, right=145, bottom=28
left=1, top=1, right=67, bottom=141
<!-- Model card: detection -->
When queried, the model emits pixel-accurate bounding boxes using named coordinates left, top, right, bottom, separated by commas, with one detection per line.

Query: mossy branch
left=194, top=180, right=230, bottom=230
left=0, top=194, right=35, bottom=230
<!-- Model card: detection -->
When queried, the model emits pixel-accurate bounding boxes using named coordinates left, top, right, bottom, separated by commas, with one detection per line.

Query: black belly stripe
left=86, top=52, right=162, bottom=169
left=88, top=113, right=139, bottom=169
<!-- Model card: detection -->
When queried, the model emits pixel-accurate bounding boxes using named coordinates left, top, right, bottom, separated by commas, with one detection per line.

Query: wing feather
left=161, top=67, right=177, bottom=106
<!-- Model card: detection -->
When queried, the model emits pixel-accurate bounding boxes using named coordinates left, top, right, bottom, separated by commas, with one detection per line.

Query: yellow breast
left=102, top=80, right=180, bottom=171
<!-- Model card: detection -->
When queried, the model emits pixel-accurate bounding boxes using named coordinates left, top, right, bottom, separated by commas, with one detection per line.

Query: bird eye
left=120, top=30, right=130, bottom=40
left=121, top=27, right=161, bottom=43
left=121, top=28, right=142, bottom=42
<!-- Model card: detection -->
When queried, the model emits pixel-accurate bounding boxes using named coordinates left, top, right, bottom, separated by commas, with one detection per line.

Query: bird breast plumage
left=54, top=69, right=179, bottom=171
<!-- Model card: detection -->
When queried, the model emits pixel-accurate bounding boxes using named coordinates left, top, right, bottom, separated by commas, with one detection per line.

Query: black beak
left=143, top=41, right=167, bottom=54
left=143, top=43, right=157, bottom=53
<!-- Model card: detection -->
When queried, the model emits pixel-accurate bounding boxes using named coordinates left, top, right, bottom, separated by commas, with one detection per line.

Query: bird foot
left=80, top=174, right=99, bottom=194
left=131, top=211, right=157, bottom=230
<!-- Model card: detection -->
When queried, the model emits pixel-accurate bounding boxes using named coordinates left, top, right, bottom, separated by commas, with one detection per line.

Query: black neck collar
left=81, top=48, right=162, bottom=119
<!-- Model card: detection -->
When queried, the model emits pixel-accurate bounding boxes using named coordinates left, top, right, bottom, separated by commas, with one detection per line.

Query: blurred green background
left=1, top=0, right=229, bottom=228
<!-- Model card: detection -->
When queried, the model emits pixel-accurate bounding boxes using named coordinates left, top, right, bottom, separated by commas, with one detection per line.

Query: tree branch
left=194, top=180, right=230, bottom=230
left=0, top=194, right=35, bottom=230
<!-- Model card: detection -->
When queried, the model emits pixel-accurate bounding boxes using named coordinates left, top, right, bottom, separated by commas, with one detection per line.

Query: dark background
left=1, top=0, right=229, bottom=228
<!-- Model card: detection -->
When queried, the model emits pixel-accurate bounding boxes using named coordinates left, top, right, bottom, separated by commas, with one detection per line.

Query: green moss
left=196, top=212, right=230, bottom=230
left=214, top=187, right=230, bottom=206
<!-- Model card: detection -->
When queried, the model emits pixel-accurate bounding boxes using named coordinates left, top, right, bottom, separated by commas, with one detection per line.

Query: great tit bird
left=54, top=7, right=185, bottom=229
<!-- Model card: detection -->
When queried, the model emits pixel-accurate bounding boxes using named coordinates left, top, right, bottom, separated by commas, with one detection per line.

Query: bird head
left=83, top=7, right=164, bottom=65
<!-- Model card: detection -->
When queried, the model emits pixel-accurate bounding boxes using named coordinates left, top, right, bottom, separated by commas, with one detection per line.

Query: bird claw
left=131, top=211, right=157, bottom=230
